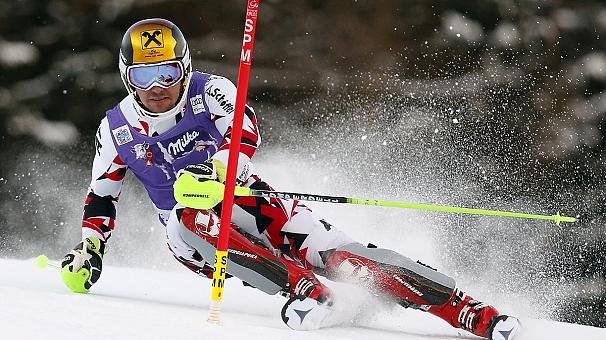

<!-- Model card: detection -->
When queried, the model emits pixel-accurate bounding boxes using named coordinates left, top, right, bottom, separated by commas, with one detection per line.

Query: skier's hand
left=178, top=159, right=227, bottom=183
left=174, top=159, right=228, bottom=210
left=61, top=236, right=105, bottom=293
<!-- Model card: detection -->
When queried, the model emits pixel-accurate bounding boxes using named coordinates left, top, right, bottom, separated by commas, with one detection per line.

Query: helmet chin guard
left=118, top=18, right=192, bottom=121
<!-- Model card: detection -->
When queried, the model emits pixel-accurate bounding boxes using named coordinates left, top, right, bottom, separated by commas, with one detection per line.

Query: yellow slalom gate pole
left=207, top=0, right=261, bottom=324
left=208, top=250, right=228, bottom=322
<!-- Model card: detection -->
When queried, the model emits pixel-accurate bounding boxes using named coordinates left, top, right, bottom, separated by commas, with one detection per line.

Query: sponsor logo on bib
left=168, top=130, right=200, bottom=155
left=190, top=94, right=206, bottom=114
left=112, top=125, right=133, bottom=145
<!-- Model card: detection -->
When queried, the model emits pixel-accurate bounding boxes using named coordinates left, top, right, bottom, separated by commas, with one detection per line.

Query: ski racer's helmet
left=119, top=18, right=192, bottom=120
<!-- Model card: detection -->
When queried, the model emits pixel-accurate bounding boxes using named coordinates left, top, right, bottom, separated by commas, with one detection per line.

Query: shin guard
left=178, top=208, right=331, bottom=301
left=323, top=243, right=455, bottom=307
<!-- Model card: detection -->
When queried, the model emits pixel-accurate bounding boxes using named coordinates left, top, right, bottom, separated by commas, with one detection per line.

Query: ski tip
left=35, top=255, right=49, bottom=269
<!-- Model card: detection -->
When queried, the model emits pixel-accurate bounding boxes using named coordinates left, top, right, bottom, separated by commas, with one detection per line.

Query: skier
left=61, top=18, right=521, bottom=340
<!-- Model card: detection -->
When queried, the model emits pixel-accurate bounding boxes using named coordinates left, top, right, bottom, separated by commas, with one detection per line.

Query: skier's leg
left=165, top=202, right=331, bottom=302
left=323, top=243, right=455, bottom=306
left=323, top=243, right=520, bottom=339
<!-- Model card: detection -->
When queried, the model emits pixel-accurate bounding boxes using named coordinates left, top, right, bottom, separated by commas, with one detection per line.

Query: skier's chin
left=144, top=98, right=176, bottom=113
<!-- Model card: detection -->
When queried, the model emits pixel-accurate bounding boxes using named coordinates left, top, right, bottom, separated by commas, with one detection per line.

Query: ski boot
left=281, top=269, right=333, bottom=330
left=428, top=288, right=521, bottom=339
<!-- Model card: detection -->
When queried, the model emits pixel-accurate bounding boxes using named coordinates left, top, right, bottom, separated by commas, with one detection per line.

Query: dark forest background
left=0, top=0, right=605, bottom=327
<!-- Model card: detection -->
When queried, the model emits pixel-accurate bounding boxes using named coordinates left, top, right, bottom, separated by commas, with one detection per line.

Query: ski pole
left=244, top=189, right=576, bottom=225
left=35, top=255, right=61, bottom=269
left=174, top=177, right=577, bottom=225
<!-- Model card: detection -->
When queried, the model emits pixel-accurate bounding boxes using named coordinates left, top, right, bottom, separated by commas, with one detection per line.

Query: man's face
left=136, top=81, right=182, bottom=113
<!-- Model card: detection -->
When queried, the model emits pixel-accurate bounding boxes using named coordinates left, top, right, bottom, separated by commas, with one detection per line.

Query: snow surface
left=0, top=258, right=604, bottom=340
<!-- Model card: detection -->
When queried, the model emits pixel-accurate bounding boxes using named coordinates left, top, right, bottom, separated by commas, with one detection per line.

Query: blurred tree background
left=0, top=0, right=605, bottom=327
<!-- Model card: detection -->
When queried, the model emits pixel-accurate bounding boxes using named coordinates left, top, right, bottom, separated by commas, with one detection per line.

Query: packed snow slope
left=0, top=258, right=603, bottom=340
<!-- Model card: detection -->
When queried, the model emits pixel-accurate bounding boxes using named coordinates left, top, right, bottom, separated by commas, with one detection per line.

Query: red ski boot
left=428, top=288, right=502, bottom=338
left=286, top=267, right=332, bottom=303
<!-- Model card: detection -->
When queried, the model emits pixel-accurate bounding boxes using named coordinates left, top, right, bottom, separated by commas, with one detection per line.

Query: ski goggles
left=127, top=61, right=184, bottom=91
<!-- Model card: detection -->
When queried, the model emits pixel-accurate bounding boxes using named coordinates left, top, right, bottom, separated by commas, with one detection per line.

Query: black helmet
left=118, top=18, right=192, bottom=120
